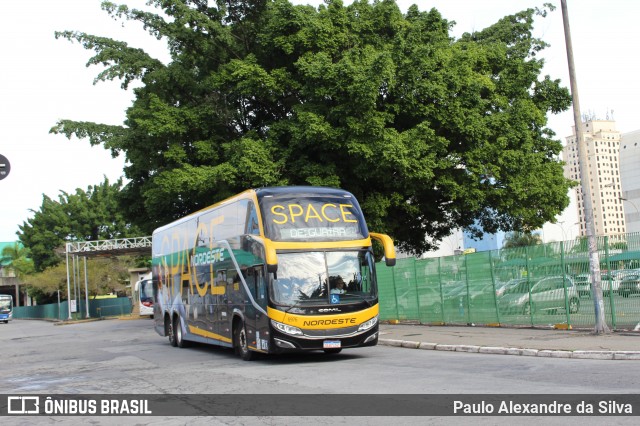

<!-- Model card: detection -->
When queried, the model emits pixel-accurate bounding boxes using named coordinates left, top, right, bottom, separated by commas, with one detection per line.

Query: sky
left=1, top=0, right=639, bottom=244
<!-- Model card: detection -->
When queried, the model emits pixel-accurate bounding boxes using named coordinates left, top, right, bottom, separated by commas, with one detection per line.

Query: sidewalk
left=378, top=322, right=640, bottom=360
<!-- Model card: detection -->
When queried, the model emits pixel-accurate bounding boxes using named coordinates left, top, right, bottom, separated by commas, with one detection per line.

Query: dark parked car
left=618, top=272, right=640, bottom=298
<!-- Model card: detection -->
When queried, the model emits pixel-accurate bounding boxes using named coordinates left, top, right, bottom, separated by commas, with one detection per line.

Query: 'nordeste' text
left=190, top=247, right=225, bottom=267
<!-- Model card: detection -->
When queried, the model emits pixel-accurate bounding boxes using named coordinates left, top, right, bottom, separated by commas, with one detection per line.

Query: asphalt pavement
left=63, top=316, right=640, bottom=360
left=378, top=322, right=640, bottom=360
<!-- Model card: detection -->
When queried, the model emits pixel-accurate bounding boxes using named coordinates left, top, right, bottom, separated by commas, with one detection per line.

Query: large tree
left=18, top=177, right=142, bottom=271
left=51, top=0, right=574, bottom=254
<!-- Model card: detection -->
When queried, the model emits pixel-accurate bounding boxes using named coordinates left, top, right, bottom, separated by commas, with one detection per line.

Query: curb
left=53, top=317, right=105, bottom=326
left=378, top=338, right=640, bottom=360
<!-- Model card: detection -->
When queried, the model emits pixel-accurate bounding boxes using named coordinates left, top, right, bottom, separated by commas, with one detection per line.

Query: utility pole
left=561, top=0, right=609, bottom=333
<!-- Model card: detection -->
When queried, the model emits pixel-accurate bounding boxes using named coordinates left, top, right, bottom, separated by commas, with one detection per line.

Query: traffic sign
left=0, top=154, right=10, bottom=180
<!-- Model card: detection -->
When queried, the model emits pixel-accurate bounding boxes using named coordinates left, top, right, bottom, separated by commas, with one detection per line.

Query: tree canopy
left=18, top=177, right=142, bottom=271
left=51, top=0, right=574, bottom=254
left=26, top=257, right=135, bottom=304
left=1, top=242, right=34, bottom=280
left=502, top=231, right=543, bottom=249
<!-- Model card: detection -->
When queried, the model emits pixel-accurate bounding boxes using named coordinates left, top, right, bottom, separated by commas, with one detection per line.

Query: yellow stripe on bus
left=267, top=304, right=378, bottom=329
left=268, top=238, right=371, bottom=250
left=188, top=325, right=233, bottom=343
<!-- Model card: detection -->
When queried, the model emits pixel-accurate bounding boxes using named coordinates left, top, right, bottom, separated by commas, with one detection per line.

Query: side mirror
left=246, top=235, right=278, bottom=273
left=370, top=232, right=396, bottom=267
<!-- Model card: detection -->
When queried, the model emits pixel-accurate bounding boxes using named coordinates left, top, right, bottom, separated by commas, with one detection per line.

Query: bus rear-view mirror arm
left=369, top=232, right=396, bottom=267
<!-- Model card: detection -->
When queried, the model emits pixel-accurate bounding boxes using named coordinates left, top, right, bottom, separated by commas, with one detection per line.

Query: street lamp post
left=561, top=0, right=609, bottom=333
left=620, top=197, right=640, bottom=214
left=554, top=221, right=567, bottom=242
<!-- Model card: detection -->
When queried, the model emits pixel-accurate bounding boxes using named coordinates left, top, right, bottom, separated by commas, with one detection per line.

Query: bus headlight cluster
left=271, top=319, right=303, bottom=336
left=358, top=315, right=378, bottom=332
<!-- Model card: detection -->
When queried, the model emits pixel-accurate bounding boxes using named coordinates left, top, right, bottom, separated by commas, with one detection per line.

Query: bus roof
left=152, top=186, right=358, bottom=235
left=254, top=186, right=356, bottom=200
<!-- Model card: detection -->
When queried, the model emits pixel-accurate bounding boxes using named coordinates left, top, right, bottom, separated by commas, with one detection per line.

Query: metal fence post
left=604, top=236, right=617, bottom=328
left=412, top=258, right=422, bottom=322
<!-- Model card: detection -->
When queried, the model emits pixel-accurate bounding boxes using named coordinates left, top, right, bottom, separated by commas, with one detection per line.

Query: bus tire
left=234, top=321, right=256, bottom=361
left=174, top=315, right=189, bottom=348
left=167, top=315, right=177, bottom=347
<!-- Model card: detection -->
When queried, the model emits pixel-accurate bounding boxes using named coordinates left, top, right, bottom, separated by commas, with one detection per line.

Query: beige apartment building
left=563, top=119, right=626, bottom=238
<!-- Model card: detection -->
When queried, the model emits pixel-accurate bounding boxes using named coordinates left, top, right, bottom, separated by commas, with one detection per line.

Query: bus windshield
left=270, top=250, right=377, bottom=306
left=139, top=279, right=154, bottom=307
left=0, top=297, right=11, bottom=311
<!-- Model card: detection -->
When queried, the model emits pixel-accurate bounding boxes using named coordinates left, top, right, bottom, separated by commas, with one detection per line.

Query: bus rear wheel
left=234, top=321, right=256, bottom=361
left=167, top=316, right=177, bottom=347
left=173, top=315, right=189, bottom=348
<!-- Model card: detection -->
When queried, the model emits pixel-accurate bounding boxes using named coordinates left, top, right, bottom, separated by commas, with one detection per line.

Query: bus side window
left=181, top=279, right=190, bottom=305
left=243, top=268, right=257, bottom=300
left=216, top=271, right=227, bottom=287
left=255, top=266, right=267, bottom=309
left=227, top=270, right=240, bottom=304
left=245, top=201, right=260, bottom=235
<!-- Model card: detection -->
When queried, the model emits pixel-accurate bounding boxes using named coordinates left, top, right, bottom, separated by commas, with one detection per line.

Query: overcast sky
left=1, top=0, right=639, bottom=243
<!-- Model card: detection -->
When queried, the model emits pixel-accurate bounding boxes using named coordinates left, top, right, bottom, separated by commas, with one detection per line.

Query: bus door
left=243, top=266, right=269, bottom=352
left=211, top=270, right=230, bottom=340
left=218, top=269, right=242, bottom=339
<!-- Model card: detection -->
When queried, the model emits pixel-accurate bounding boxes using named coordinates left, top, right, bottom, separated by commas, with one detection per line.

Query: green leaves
left=1, top=243, right=34, bottom=281
left=54, top=30, right=163, bottom=89
left=53, top=0, right=573, bottom=255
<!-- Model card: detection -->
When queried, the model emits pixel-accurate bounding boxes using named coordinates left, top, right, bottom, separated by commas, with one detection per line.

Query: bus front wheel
left=234, top=321, right=256, bottom=361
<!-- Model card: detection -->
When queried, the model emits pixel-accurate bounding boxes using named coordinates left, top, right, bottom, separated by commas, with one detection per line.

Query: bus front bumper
left=271, top=324, right=378, bottom=352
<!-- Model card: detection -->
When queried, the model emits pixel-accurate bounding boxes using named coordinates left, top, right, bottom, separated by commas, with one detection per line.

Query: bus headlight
left=358, top=315, right=378, bottom=332
left=271, top=319, right=303, bottom=336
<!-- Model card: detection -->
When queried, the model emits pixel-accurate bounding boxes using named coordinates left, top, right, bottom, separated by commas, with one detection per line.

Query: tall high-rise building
left=619, top=130, right=640, bottom=233
left=562, top=119, right=626, bottom=238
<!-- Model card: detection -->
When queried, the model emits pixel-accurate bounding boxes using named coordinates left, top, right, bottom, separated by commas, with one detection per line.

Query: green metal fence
left=378, top=233, right=640, bottom=330
left=13, top=297, right=132, bottom=321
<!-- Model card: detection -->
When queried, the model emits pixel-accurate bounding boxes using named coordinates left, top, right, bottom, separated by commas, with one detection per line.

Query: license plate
left=323, top=340, right=341, bottom=349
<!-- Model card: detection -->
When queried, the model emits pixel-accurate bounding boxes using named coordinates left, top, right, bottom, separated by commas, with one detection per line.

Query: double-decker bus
left=134, top=272, right=154, bottom=317
left=152, top=186, right=395, bottom=360
left=0, top=294, right=13, bottom=323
